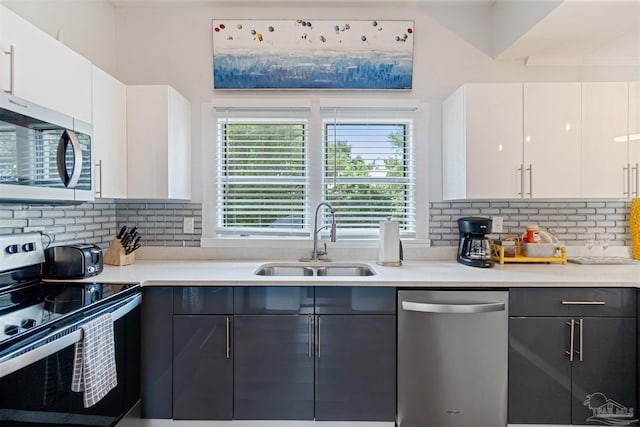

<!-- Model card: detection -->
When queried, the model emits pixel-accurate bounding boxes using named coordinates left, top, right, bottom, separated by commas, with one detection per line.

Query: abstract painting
left=212, top=20, right=414, bottom=90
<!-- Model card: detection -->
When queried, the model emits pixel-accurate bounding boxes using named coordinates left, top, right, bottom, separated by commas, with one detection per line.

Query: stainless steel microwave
left=0, top=93, right=93, bottom=203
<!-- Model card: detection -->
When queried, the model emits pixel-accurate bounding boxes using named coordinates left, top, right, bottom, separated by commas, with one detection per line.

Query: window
left=324, top=121, right=414, bottom=235
left=212, top=101, right=423, bottom=241
left=217, top=118, right=308, bottom=236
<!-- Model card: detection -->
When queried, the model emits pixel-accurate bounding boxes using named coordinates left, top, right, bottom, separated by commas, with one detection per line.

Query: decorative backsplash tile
left=429, top=200, right=632, bottom=247
left=0, top=201, right=117, bottom=248
left=0, top=199, right=632, bottom=250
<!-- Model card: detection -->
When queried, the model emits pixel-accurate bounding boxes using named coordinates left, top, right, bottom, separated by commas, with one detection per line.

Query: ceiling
left=107, top=0, right=639, bottom=67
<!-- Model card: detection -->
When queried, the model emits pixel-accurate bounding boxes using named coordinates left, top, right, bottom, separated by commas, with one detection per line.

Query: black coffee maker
left=457, top=217, right=494, bottom=268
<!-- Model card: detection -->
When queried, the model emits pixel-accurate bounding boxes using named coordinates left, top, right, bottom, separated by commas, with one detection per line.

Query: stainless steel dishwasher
left=397, top=290, right=508, bottom=427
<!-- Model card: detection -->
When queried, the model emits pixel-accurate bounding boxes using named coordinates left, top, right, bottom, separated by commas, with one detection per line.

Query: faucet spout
left=301, top=202, right=337, bottom=262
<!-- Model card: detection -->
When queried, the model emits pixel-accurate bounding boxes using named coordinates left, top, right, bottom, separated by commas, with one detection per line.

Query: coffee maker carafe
left=457, top=217, right=494, bottom=268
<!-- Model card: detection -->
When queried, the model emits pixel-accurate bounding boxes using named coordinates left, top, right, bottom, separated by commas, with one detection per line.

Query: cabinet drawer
left=174, top=287, right=233, bottom=314
left=510, top=288, right=636, bottom=317
left=315, top=286, right=396, bottom=314
left=234, top=287, right=314, bottom=314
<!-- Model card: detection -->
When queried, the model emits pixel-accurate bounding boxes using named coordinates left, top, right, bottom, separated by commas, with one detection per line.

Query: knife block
left=104, top=238, right=135, bottom=266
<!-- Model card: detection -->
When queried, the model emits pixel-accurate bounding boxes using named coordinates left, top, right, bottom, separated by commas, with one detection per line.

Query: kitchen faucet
left=301, top=202, right=337, bottom=262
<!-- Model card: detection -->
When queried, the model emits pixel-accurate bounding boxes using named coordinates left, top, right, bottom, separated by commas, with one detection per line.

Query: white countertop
left=79, top=259, right=640, bottom=287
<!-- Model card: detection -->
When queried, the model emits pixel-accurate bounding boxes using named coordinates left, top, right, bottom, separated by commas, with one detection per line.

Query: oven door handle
left=0, top=292, right=141, bottom=379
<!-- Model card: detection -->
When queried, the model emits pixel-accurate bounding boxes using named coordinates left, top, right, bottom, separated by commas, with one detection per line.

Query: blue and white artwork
left=212, top=20, right=414, bottom=90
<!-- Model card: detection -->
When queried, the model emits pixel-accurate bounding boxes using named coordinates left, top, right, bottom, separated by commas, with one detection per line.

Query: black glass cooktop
left=0, top=281, right=139, bottom=354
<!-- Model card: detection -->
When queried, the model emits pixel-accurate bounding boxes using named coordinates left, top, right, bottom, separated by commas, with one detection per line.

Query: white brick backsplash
left=430, top=200, right=634, bottom=247
left=1, top=199, right=633, bottom=250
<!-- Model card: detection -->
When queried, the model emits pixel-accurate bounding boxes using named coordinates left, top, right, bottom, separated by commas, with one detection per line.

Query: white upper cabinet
left=523, top=83, right=582, bottom=198
left=92, top=66, right=127, bottom=199
left=0, top=5, right=92, bottom=123
left=629, top=81, right=640, bottom=197
left=443, top=83, right=523, bottom=200
left=126, top=85, right=191, bottom=200
left=581, top=82, right=630, bottom=198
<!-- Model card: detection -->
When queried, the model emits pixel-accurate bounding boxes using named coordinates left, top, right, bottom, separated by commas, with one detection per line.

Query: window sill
left=201, top=236, right=431, bottom=249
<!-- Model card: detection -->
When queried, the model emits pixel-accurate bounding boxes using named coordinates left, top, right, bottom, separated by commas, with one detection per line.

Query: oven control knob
left=22, top=242, right=36, bottom=252
left=5, top=244, right=19, bottom=254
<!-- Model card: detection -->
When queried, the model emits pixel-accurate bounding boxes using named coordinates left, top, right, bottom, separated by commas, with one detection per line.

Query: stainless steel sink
left=255, top=262, right=376, bottom=277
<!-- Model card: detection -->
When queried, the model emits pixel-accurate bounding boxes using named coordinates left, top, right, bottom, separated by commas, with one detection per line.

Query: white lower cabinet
left=0, top=5, right=92, bottom=123
left=126, top=85, right=191, bottom=200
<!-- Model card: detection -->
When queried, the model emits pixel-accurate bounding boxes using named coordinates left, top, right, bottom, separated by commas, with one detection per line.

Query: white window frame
left=201, top=97, right=429, bottom=248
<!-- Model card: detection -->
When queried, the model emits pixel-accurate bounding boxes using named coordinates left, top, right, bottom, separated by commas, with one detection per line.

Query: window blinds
left=216, top=109, right=309, bottom=236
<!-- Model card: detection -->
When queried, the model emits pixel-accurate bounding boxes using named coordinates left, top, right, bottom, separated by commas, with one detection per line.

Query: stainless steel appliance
left=0, top=92, right=93, bottom=203
left=44, top=243, right=103, bottom=279
left=457, top=216, right=494, bottom=268
left=0, top=233, right=140, bottom=426
left=397, top=290, right=508, bottom=427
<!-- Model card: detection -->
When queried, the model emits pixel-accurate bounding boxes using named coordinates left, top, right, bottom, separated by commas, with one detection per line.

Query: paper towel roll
left=378, top=220, right=402, bottom=266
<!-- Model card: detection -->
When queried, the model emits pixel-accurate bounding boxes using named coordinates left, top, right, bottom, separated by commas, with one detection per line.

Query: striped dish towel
left=71, top=313, right=118, bottom=408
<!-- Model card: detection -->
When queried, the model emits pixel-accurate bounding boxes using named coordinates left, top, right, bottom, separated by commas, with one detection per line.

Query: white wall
left=2, top=0, right=118, bottom=75
left=5, top=2, right=638, bottom=204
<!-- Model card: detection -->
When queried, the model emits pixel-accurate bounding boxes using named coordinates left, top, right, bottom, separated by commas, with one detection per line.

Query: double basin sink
left=255, top=262, right=376, bottom=277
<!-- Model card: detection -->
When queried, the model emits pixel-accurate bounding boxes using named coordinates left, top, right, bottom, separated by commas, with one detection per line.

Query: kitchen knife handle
left=566, top=320, right=575, bottom=362
left=3, top=45, right=14, bottom=95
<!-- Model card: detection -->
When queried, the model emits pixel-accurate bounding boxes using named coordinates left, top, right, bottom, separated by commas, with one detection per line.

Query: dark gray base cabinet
left=234, top=315, right=314, bottom=420
left=315, top=315, right=396, bottom=421
left=509, top=288, right=637, bottom=425
left=173, top=315, right=233, bottom=420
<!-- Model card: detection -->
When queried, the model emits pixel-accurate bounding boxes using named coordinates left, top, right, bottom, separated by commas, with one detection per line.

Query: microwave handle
left=0, top=292, right=141, bottom=379
left=56, top=130, right=83, bottom=188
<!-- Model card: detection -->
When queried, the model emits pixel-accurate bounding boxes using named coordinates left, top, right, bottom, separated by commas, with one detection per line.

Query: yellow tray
left=491, top=243, right=567, bottom=265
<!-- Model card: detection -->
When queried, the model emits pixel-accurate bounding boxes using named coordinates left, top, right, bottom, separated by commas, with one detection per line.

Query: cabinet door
left=582, top=82, right=630, bottom=198
left=234, top=315, right=314, bottom=420
left=315, top=315, right=396, bottom=421
left=571, top=317, right=637, bottom=425
left=140, top=287, right=173, bottom=419
left=508, top=318, right=572, bottom=424
left=630, top=82, right=640, bottom=197
left=459, top=83, right=523, bottom=199
left=92, top=66, right=127, bottom=199
left=0, top=6, right=92, bottom=122
left=173, top=315, right=233, bottom=420
left=524, top=82, right=582, bottom=198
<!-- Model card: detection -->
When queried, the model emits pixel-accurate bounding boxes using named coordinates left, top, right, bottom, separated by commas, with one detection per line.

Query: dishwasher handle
left=402, top=300, right=506, bottom=314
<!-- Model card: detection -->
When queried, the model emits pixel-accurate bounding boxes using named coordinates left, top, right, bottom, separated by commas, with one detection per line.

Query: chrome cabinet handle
left=308, top=315, right=312, bottom=358
left=517, top=164, right=524, bottom=197
left=575, top=318, right=584, bottom=361
left=226, top=316, right=230, bottom=359
left=561, top=301, right=606, bottom=305
left=566, top=319, right=575, bottom=361
left=527, top=164, right=533, bottom=197
left=401, top=301, right=505, bottom=314
left=632, top=163, right=640, bottom=197
left=317, top=316, right=321, bottom=359
left=56, top=130, right=83, bottom=188
left=3, top=45, right=14, bottom=94
left=94, top=160, right=103, bottom=197
left=624, top=164, right=631, bottom=197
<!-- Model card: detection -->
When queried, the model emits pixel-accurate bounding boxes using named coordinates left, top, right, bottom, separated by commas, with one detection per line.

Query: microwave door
left=71, top=119, right=94, bottom=201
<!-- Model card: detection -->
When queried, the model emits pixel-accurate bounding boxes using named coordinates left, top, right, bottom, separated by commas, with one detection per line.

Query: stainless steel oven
left=0, top=92, right=93, bottom=203
left=0, top=233, right=140, bottom=427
